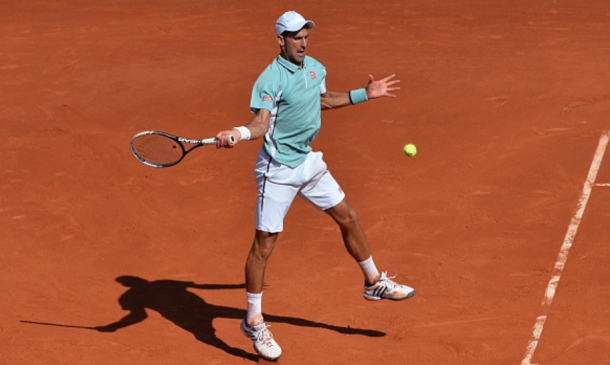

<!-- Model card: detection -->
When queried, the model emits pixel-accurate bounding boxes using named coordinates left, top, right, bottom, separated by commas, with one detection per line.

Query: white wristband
left=233, top=126, right=251, bottom=141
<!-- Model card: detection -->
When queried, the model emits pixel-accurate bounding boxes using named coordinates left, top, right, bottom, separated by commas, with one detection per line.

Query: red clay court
left=2, top=1, right=610, bottom=364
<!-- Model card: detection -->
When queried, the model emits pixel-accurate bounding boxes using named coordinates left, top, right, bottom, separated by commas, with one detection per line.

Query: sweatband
left=349, top=88, right=369, bottom=105
left=233, top=126, right=251, bottom=141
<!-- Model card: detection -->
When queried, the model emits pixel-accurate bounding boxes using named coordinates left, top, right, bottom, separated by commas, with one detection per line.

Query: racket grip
left=206, top=135, right=236, bottom=145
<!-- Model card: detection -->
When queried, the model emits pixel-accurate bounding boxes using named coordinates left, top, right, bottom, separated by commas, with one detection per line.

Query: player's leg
left=242, top=231, right=285, bottom=361
left=299, top=151, right=416, bottom=301
left=323, top=199, right=381, bottom=285
left=297, top=152, right=378, bottom=280
left=241, top=230, right=283, bottom=361
left=241, top=148, right=300, bottom=360
left=324, top=198, right=373, bottom=263
left=324, top=199, right=416, bottom=301
left=245, top=230, right=278, bottom=324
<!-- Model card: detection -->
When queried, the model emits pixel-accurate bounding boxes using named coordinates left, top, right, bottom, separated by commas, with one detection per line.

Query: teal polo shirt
left=250, top=55, right=327, bottom=168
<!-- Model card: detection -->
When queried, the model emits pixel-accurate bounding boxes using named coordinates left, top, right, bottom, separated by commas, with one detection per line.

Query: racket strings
left=131, top=134, right=184, bottom=166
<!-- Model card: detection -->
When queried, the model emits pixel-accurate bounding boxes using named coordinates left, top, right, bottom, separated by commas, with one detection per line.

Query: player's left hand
left=365, top=74, right=401, bottom=99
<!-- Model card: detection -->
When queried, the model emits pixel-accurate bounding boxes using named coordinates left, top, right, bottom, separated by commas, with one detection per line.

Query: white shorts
left=254, top=148, right=345, bottom=233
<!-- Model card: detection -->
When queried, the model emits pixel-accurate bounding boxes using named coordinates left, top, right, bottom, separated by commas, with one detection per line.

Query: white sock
left=358, top=256, right=380, bottom=285
left=246, top=292, right=263, bottom=325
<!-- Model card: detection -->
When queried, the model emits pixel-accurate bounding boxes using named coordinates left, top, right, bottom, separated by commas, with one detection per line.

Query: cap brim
left=302, top=20, right=315, bottom=30
left=276, top=20, right=316, bottom=35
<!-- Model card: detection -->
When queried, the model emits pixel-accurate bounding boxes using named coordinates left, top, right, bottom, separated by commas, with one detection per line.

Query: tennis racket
left=130, top=131, right=234, bottom=168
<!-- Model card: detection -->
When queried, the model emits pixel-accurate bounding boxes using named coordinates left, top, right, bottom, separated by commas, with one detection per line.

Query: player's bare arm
left=320, top=74, right=401, bottom=110
left=320, top=91, right=351, bottom=110
left=215, top=108, right=271, bottom=148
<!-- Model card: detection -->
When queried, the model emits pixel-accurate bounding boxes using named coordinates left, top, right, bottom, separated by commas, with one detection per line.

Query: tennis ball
left=403, top=144, right=417, bottom=157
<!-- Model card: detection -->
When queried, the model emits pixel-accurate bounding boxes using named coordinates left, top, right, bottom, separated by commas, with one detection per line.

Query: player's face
left=278, top=28, right=309, bottom=67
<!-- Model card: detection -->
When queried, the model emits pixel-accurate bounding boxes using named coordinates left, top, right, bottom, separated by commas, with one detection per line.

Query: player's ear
left=276, top=34, right=284, bottom=47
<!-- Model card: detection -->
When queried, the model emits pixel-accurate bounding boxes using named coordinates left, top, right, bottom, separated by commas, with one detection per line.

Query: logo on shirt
left=310, top=71, right=316, bottom=79
left=263, top=96, right=273, bottom=102
left=338, top=187, right=343, bottom=194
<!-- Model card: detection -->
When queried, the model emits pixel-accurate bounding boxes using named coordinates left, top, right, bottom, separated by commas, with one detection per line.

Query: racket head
left=130, top=131, right=187, bottom=168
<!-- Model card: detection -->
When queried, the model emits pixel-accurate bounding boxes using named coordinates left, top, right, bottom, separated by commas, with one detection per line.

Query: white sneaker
left=364, top=271, right=416, bottom=301
left=240, top=318, right=282, bottom=361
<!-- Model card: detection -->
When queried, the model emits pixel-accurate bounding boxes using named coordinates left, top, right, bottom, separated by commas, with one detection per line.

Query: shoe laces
left=379, top=271, right=399, bottom=289
left=254, top=324, right=276, bottom=348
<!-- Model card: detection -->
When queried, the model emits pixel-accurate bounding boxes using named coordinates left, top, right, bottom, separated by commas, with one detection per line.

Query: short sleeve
left=250, top=66, right=281, bottom=114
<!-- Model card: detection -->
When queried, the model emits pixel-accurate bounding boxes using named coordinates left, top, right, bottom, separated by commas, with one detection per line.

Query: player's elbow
left=252, top=124, right=269, bottom=139
left=320, top=95, right=334, bottom=110
left=249, top=118, right=270, bottom=139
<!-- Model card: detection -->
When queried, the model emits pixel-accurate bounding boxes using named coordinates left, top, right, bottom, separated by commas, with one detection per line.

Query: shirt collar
left=276, top=55, right=306, bottom=73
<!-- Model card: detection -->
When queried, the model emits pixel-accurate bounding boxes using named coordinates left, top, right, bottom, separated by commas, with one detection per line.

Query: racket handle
left=202, top=135, right=236, bottom=145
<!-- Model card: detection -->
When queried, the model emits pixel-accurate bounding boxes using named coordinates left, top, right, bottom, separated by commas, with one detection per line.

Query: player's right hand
left=215, top=130, right=239, bottom=149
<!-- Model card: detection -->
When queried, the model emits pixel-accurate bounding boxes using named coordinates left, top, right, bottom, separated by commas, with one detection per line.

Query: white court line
left=521, top=131, right=610, bottom=365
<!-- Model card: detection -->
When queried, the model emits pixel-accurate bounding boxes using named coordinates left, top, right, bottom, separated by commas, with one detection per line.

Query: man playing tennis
left=215, top=11, right=415, bottom=361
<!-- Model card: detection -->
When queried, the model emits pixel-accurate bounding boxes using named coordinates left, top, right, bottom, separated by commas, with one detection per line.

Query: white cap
left=275, top=11, right=315, bottom=36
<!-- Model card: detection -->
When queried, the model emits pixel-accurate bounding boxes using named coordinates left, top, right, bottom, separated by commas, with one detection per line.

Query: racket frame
left=130, top=130, right=232, bottom=168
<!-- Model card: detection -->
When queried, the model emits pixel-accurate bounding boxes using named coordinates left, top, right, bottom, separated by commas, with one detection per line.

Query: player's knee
left=252, top=232, right=278, bottom=260
left=257, top=243, right=275, bottom=260
left=337, top=205, right=359, bottom=229
left=249, top=244, right=271, bottom=263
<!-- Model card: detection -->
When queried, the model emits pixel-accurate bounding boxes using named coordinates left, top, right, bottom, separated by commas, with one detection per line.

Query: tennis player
left=215, top=11, right=415, bottom=361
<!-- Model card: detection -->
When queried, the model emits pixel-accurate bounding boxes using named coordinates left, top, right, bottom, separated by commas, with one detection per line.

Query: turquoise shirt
left=250, top=55, right=327, bottom=168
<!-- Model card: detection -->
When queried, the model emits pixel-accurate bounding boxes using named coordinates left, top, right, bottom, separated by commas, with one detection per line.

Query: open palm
left=365, top=74, right=401, bottom=99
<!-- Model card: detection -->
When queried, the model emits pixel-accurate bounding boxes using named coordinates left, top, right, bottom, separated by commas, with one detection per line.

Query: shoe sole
left=364, top=289, right=416, bottom=301
left=254, top=347, right=282, bottom=362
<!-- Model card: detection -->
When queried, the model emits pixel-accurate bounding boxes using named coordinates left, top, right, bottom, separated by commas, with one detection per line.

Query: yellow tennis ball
left=403, top=143, right=416, bottom=157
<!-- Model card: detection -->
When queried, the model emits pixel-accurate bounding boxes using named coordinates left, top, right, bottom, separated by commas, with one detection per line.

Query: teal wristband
left=349, top=88, right=369, bottom=105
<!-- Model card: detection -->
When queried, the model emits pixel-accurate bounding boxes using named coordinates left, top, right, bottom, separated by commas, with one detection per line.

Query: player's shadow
left=94, top=276, right=385, bottom=362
